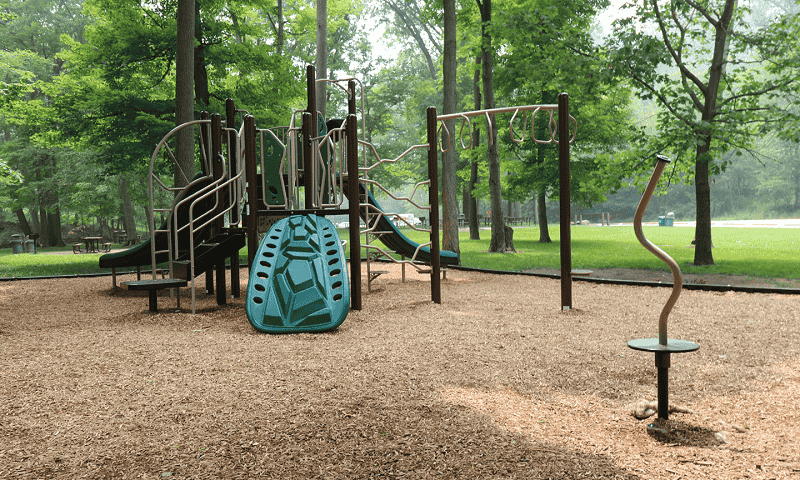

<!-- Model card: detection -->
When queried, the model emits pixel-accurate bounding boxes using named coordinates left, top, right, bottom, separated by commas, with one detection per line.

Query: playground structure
left=100, top=65, right=578, bottom=329
left=628, top=155, right=699, bottom=422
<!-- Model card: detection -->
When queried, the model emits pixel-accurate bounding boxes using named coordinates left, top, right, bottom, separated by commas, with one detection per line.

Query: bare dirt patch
left=1, top=264, right=799, bottom=478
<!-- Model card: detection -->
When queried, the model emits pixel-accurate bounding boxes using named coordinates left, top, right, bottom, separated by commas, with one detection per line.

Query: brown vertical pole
left=199, top=111, right=215, bottom=294
left=307, top=65, right=318, bottom=135
left=226, top=99, right=238, bottom=225
left=211, top=114, right=226, bottom=305
left=558, top=93, right=572, bottom=310
left=427, top=107, right=441, bottom=304
left=305, top=65, right=318, bottom=210
left=200, top=111, right=210, bottom=175
left=245, top=115, right=258, bottom=272
left=346, top=113, right=361, bottom=310
left=302, top=112, right=314, bottom=210
left=226, top=99, right=240, bottom=297
left=211, top=114, right=224, bottom=227
left=348, top=80, right=357, bottom=115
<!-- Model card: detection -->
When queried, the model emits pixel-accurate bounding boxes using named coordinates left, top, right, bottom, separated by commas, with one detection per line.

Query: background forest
left=1, top=0, right=799, bottom=264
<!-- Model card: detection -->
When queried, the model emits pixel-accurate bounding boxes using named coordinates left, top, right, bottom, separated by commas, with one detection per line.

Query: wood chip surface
left=1, top=263, right=798, bottom=478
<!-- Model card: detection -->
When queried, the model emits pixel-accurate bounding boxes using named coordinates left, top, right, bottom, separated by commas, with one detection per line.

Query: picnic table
left=83, top=237, right=102, bottom=253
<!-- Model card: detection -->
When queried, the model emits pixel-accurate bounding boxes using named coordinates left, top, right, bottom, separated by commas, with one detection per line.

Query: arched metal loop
left=484, top=112, right=495, bottom=145
left=510, top=109, right=528, bottom=144
left=458, top=115, right=473, bottom=149
left=532, top=108, right=556, bottom=144
left=437, top=122, right=452, bottom=154
left=553, top=114, right=578, bottom=145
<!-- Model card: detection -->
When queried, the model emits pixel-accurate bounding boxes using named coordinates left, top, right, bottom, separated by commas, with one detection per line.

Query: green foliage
left=607, top=0, right=800, bottom=181
left=0, top=158, right=22, bottom=185
left=485, top=0, right=633, bottom=208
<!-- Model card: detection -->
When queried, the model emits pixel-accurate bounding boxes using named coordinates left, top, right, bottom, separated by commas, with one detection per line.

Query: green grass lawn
left=368, top=225, right=800, bottom=280
left=0, top=244, right=131, bottom=277
left=2, top=226, right=798, bottom=280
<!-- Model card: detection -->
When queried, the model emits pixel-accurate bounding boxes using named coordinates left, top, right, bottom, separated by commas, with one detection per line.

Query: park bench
left=72, top=243, right=83, bottom=254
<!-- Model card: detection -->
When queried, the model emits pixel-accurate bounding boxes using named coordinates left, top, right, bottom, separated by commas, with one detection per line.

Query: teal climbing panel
left=246, top=214, right=349, bottom=333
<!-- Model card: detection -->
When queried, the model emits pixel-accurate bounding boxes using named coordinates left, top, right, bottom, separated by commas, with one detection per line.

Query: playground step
left=369, top=270, right=389, bottom=280
left=173, top=231, right=246, bottom=280
left=122, top=278, right=188, bottom=313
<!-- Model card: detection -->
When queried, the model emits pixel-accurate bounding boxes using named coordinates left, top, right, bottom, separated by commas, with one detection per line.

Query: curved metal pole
left=633, top=155, right=682, bottom=346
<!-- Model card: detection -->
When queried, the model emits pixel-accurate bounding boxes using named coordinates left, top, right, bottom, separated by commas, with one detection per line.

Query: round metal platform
left=627, top=338, right=700, bottom=353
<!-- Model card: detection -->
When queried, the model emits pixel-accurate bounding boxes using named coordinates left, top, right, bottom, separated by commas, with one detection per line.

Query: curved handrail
left=633, top=155, right=682, bottom=346
left=148, top=120, right=212, bottom=278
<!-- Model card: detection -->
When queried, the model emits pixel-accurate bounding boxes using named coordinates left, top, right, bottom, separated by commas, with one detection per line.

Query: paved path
left=672, top=219, right=800, bottom=228
left=590, top=219, right=800, bottom=228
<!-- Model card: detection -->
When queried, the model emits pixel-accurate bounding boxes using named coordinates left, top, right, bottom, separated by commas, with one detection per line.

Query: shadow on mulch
left=646, top=418, right=722, bottom=448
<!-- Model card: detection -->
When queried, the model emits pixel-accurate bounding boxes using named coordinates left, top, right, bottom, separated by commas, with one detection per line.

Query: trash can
left=658, top=216, right=666, bottom=227
left=24, top=235, right=36, bottom=254
left=665, top=212, right=675, bottom=227
left=11, top=234, right=24, bottom=254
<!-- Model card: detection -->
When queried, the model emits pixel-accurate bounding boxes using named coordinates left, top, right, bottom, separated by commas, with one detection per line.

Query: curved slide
left=347, top=183, right=460, bottom=266
left=99, top=176, right=216, bottom=270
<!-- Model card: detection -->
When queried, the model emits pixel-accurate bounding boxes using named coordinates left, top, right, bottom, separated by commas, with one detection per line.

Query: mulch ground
left=1, top=263, right=798, bottom=479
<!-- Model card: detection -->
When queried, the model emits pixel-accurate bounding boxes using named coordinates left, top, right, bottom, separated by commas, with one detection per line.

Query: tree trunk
left=441, top=0, right=459, bottom=257
left=537, top=191, right=551, bottom=243
left=15, top=208, right=32, bottom=235
left=276, top=0, right=284, bottom=56
left=693, top=144, right=714, bottom=265
left=41, top=206, right=64, bottom=247
left=46, top=208, right=64, bottom=247
left=315, top=0, right=328, bottom=119
left=468, top=158, right=480, bottom=240
left=467, top=55, right=483, bottom=240
left=175, top=0, right=196, bottom=189
left=477, top=0, right=509, bottom=252
left=383, top=0, right=438, bottom=79
left=194, top=1, right=210, bottom=109
left=31, top=207, right=40, bottom=235
left=143, top=206, right=153, bottom=241
left=468, top=56, right=481, bottom=240
left=39, top=206, right=51, bottom=247
left=119, top=174, right=139, bottom=246
left=690, top=0, right=736, bottom=265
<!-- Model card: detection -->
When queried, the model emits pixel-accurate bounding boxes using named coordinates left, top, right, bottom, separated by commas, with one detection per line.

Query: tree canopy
left=2, top=0, right=798, bottom=262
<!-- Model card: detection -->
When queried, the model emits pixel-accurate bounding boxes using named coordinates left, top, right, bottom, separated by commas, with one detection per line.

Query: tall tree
left=315, top=0, right=327, bottom=118
left=467, top=55, right=481, bottom=240
left=490, top=0, right=633, bottom=247
left=476, top=0, right=512, bottom=252
left=378, top=0, right=441, bottom=79
left=0, top=0, right=88, bottom=245
left=175, top=0, right=195, bottom=189
left=609, top=0, right=800, bottom=265
left=441, top=0, right=459, bottom=257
